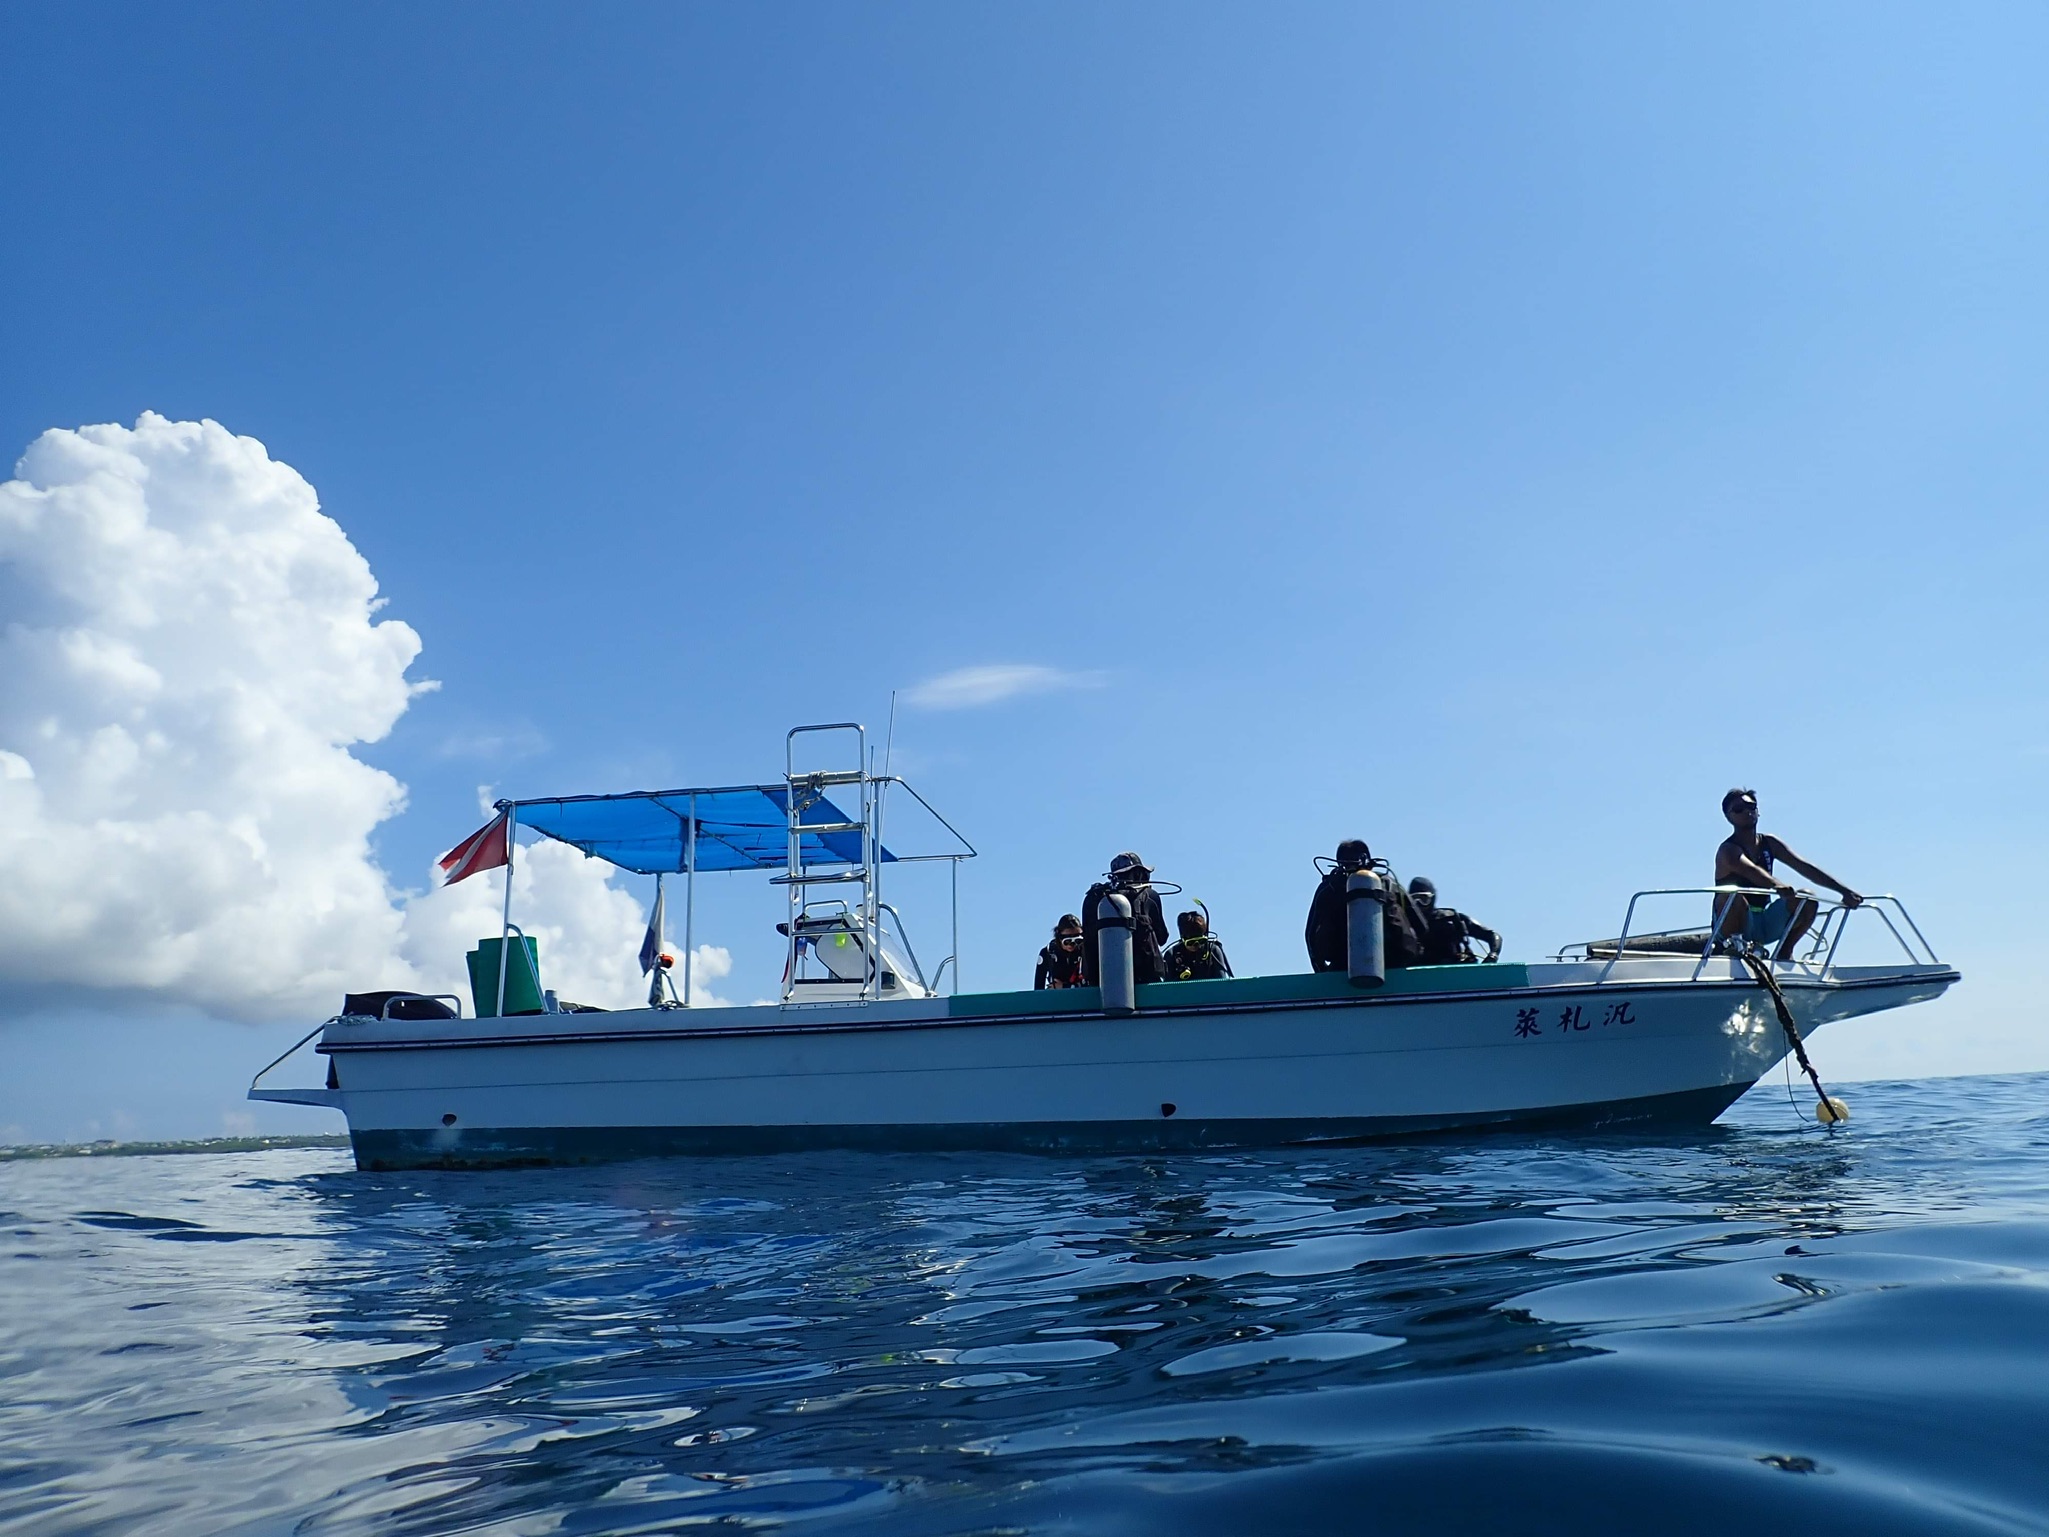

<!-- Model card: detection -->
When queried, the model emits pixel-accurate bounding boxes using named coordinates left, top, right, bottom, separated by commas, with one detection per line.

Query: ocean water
left=5, top=1074, right=2049, bottom=1536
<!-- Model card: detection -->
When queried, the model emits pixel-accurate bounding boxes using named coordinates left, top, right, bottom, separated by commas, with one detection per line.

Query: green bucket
left=467, top=933, right=542, bottom=1017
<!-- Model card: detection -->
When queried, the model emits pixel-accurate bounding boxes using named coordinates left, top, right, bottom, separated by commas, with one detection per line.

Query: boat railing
left=1568, top=888, right=1941, bottom=984
left=250, top=989, right=468, bottom=1095
left=874, top=775, right=974, bottom=994
left=1808, top=893, right=1941, bottom=973
left=249, top=1019, right=336, bottom=1096
left=876, top=903, right=929, bottom=993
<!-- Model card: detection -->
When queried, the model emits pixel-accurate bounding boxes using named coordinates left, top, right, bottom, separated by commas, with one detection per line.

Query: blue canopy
left=507, top=785, right=895, bottom=876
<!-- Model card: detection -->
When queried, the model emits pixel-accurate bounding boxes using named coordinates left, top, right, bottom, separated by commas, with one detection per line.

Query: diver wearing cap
left=1033, top=914, right=1087, bottom=990
left=1163, top=907, right=1233, bottom=982
left=1408, top=876, right=1502, bottom=965
left=1305, top=839, right=1429, bottom=972
left=1080, top=852, right=1170, bottom=986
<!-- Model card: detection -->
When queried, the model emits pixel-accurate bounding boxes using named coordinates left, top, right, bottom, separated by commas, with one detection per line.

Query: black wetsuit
left=1081, top=881, right=1168, bottom=985
left=1305, top=868, right=1429, bottom=971
left=1305, top=870, right=1350, bottom=973
left=1034, top=938, right=1086, bottom=990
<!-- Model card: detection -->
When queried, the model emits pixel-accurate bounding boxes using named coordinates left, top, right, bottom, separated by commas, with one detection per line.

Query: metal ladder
left=779, top=723, right=880, bottom=1003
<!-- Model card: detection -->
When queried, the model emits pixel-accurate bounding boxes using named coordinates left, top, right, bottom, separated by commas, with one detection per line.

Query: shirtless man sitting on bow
left=1714, top=788, right=1863, bottom=961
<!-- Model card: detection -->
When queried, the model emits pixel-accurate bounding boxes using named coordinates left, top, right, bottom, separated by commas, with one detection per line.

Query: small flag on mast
left=639, top=876, right=667, bottom=976
left=438, top=811, right=511, bottom=885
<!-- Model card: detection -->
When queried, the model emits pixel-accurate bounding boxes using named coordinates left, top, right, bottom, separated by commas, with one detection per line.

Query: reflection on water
left=5, top=1075, right=2049, bottom=1534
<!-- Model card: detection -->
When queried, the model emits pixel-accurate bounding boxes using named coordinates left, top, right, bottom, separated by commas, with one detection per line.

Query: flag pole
left=495, top=807, right=517, bottom=1016
left=654, top=871, right=666, bottom=1004
left=684, top=792, right=697, bottom=1007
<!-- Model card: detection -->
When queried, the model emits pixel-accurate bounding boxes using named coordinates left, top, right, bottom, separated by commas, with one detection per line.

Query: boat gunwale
left=315, top=965, right=1960, bottom=1055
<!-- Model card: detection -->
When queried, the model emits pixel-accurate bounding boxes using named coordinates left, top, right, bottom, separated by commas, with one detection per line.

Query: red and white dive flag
left=438, top=811, right=511, bottom=885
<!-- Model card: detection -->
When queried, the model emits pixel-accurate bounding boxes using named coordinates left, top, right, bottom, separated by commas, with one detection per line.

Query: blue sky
left=2, top=3, right=2044, bottom=1142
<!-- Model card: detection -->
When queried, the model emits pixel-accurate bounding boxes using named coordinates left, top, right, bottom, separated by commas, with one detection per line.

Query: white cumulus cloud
left=0, top=415, right=701, bottom=1023
left=903, top=663, right=1102, bottom=710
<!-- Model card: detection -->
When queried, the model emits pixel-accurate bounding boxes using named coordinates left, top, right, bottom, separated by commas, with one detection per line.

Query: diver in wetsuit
left=1034, top=914, right=1086, bottom=989
left=1305, top=840, right=1428, bottom=972
left=1163, top=908, right=1233, bottom=981
left=1081, top=852, right=1169, bottom=986
left=1407, top=876, right=1501, bottom=965
left=1713, top=788, right=1862, bottom=961
left=1306, top=840, right=1369, bottom=972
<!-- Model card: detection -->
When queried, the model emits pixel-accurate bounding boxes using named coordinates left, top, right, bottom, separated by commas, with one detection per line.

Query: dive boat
left=250, top=724, right=1959, bottom=1170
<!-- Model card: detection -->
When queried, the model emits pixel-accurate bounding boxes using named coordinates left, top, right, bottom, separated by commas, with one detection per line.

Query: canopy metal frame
left=494, top=722, right=976, bottom=1008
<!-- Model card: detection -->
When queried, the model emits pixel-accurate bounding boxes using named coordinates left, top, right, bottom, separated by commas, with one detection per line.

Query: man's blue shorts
left=1743, top=896, right=1795, bottom=946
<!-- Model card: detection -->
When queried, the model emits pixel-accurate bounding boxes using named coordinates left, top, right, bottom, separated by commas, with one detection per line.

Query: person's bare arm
left=1760, top=836, right=1863, bottom=906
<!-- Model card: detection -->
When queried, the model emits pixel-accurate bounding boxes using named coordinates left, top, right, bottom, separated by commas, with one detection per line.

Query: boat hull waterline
left=251, top=960, right=1958, bottom=1169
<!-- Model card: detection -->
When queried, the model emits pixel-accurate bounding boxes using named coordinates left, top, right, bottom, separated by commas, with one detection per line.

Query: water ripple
left=4, top=1075, right=2049, bottom=1533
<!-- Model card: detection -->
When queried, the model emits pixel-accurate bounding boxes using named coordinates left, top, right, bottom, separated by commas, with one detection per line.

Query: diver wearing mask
left=1034, top=914, right=1087, bottom=989
left=1163, top=906, right=1233, bottom=981
left=1407, top=877, right=1502, bottom=965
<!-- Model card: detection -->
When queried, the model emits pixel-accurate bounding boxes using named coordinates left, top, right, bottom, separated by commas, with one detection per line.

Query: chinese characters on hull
left=1513, top=999, right=1636, bottom=1039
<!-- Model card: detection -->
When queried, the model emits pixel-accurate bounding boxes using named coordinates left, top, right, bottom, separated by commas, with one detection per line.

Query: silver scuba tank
left=1345, top=870, right=1387, bottom=989
left=1096, top=891, right=1137, bottom=1013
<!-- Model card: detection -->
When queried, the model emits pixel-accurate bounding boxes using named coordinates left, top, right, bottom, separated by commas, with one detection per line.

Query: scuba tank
left=1096, top=891, right=1137, bottom=1013
left=1346, top=870, right=1387, bottom=988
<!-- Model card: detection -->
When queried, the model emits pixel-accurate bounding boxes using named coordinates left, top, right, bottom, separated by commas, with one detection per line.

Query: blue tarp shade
left=509, top=785, right=895, bottom=875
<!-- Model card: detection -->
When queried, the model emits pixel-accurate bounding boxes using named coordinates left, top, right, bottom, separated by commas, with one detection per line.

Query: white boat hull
left=251, top=959, right=1958, bottom=1169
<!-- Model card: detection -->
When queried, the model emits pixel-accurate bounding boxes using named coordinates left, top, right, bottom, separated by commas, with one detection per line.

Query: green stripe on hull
left=947, top=963, right=1531, bottom=1020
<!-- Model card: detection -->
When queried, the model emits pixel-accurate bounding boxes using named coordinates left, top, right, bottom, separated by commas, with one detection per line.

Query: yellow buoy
left=1815, top=1096, right=1851, bottom=1125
